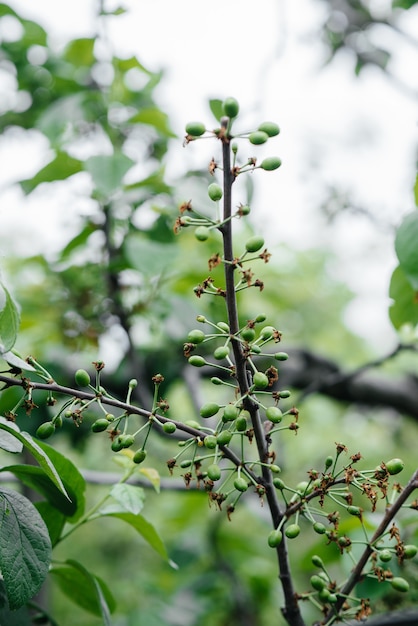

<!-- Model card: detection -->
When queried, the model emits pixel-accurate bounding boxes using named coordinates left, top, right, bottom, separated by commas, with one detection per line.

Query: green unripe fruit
left=204, top=435, right=217, bottom=449
left=200, top=402, right=220, bottom=418
left=255, top=314, right=267, bottom=323
left=223, top=97, right=240, bottom=118
left=279, top=390, right=291, bottom=399
left=211, top=377, right=223, bottom=385
left=241, top=327, right=256, bottom=342
left=234, top=477, right=249, bottom=492
left=270, top=464, right=281, bottom=473
left=313, top=522, right=327, bottom=535
left=404, top=545, right=417, bottom=559
left=196, top=315, right=206, bottom=323
left=188, top=355, right=206, bottom=367
left=253, top=372, right=269, bottom=390
left=185, top=420, right=200, bottom=429
left=195, top=226, right=210, bottom=242
left=251, top=345, right=261, bottom=354
left=260, top=325, right=275, bottom=339
left=273, top=478, right=285, bottom=490
left=53, top=416, right=63, bottom=429
left=324, top=456, right=333, bottom=469
left=231, top=142, right=238, bottom=154
left=187, top=329, right=206, bottom=344
left=223, top=404, right=239, bottom=421
left=260, top=156, right=282, bottom=171
left=106, top=413, right=115, bottom=421
left=239, top=204, right=250, bottom=215
left=310, top=575, right=326, bottom=591
left=379, top=549, right=392, bottom=562
left=217, top=431, right=232, bottom=446
left=36, top=422, right=55, bottom=440
left=285, top=524, right=301, bottom=539
left=180, top=459, right=192, bottom=468
left=163, top=422, right=176, bottom=434
left=385, top=458, right=404, bottom=475
left=235, top=416, right=247, bottom=432
left=214, top=346, right=230, bottom=360
left=207, top=464, right=221, bottom=481
left=328, top=594, right=338, bottom=604
left=268, top=529, right=283, bottom=548
left=91, top=418, right=109, bottom=433
left=296, top=481, right=309, bottom=495
left=75, top=368, right=90, bottom=387
left=64, top=410, right=72, bottom=418
left=390, top=577, right=409, bottom=592
left=185, top=121, right=206, bottom=137
left=128, top=378, right=138, bottom=388
left=208, top=183, right=223, bottom=201
left=217, top=322, right=230, bottom=332
left=133, top=449, right=147, bottom=464
left=312, top=555, right=325, bottom=568
left=318, top=588, right=331, bottom=603
left=249, top=130, right=269, bottom=145
left=266, top=406, right=282, bottom=423
left=245, top=236, right=264, bottom=253
left=120, top=435, right=135, bottom=448
left=274, top=352, right=289, bottom=361
left=111, top=438, right=124, bottom=452
left=258, top=121, right=280, bottom=137
left=347, top=505, right=362, bottom=517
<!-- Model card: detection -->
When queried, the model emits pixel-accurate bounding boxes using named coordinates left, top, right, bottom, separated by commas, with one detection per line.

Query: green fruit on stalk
left=312, top=555, right=325, bottom=568
left=223, top=97, right=240, bottom=118
left=234, top=477, right=249, bottom=492
left=36, top=422, right=55, bottom=440
left=208, top=183, right=223, bottom=201
left=163, top=422, right=176, bottom=434
left=214, top=346, right=230, bottom=360
left=207, top=464, right=221, bottom=481
left=187, top=329, right=206, bottom=344
left=133, top=449, right=147, bottom=464
left=235, top=415, right=247, bottom=431
left=217, top=321, right=229, bottom=332
left=75, top=368, right=90, bottom=387
left=266, top=406, right=282, bottom=423
left=379, top=549, right=392, bottom=562
left=274, top=352, right=288, bottom=361
left=91, top=418, right=109, bottom=433
left=279, top=390, right=291, bottom=398
left=188, top=355, right=206, bottom=367
left=245, top=236, right=264, bottom=253
left=273, top=478, right=285, bottom=490
left=200, top=402, right=220, bottom=418
left=258, top=121, right=280, bottom=137
left=385, top=458, right=404, bottom=475
left=390, top=577, right=409, bottom=592
left=194, top=226, right=210, bottom=241
left=260, top=157, right=282, bottom=171
left=185, top=121, right=206, bottom=137
left=120, top=434, right=135, bottom=448
left=285, top=524, right=301, bottom=539
left=347, top=505, right=362, bottom=517
left=310, top=575, right=326, bottom=591
left=241, top=327, right=256, bottom=342
left=249, top=131, right=269, bottom=145
left=268, top=529, right=283, bottom=547
left=111, top=438, right=124, bottom=452
left=404, top=545, right=417, bottom=559
left=313, top=522, right=327, bottom=535
left=204, top=435, right=217, bottom=449
left=217, top=431, right=232, bottom=446
left=260, top=325, right=275, bottom=339
left=253, top=372, right=269, bottom=389
left=223, top=404, right=239, bottom=421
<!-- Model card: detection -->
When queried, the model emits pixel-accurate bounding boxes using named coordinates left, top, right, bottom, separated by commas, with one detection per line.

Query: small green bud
left=185, top=121, right=206, bottom=137
left=260, top=156, right=282, bottom=171
left=273, top=477, right=285, bottom=490
left=163, top=422, right=176, bottom=434
left=347, top=505, right=362, bottom=517
left=200, top=402, right=220, bottom=418
left=128, top=378, right=138, bottom=388
left=245, top=236, right=265, bottom=253
left=268, top=529, right=283, bottom=547
left=91, top=418, right=110, bottom=433
left=255, top=314, right=267, bottom=323
left=203, top=435, right=218, bottom=449
left=239, top=204, right=250, bottom=215
left=133, top=449, right=147, bottom=464
left=234, top=477, right=248, bottom=492
left=249, top=130, right=269, bottom=145
left=324, top=456, right=333, bottom=469
left=274, top=352, right=289, bottom=361
left=187, top=329, right=206, bottom=344
left=196, top=315, right=206, bottom=323
left=210, top=376, right=224, bottom=385
left=390, top=577, right=409, bottom=592
left=188, top=355, right=206, bottom=367
left=278, top=390, right=291, bottom=398
left=36, top=422, right=55, bottom=440
left=217, top=322, right=229, bottom=332
left=231, top=142, right=238, bottom=154
left=269, top=464, right=281, bottom=473
left=195, top=226, right=210, bottom=241
left=258, top=121, right=280, bottom=137
left=312, top=555, right=325, bottom=568
left=184, top=420, right=200, bottom=429
left=75, top=369, right=91, bottom=387
left=208, top=183, right=223, bottom=201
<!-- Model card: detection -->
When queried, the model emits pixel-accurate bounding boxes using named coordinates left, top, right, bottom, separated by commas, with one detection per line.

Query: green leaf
left=0, top=417, right=22, bottom=453
left=392, top=0, right=418, bottom=8
left=50, top=560, right=116, bottom=621
left=139, top=467, right=161, bottom=493
left=395, top=211, right=418, bottom=290
left=59, top=222, right=98, bottom=261
left=414, top=172, right=418, bottom=207
left=20, top=151, right=83, bottom=194
left=0, top=581, right=31, bottom=626
left=84, top=153, right=134, bottom=197
left=64, top=38, right=95, bottom=67
left=124, top=234, right=178, bottom=277
left=129, top=107, right=176, bottom=137
left=0, top=351, right=36, bottom=371
left=209, top=98, right=223, bottom=122
left=0, top=423, right=70, bottom=500
left=389, top=265, right=418, bottom=329
left=35, top=501, right=66, bottom=547
left=101, top=511, right=170, bottom=562
left=0, top=283, right=20, bottom=354
left=109, top=483, right=145, bottom=515
left=0, top=488, right=52, bottom=610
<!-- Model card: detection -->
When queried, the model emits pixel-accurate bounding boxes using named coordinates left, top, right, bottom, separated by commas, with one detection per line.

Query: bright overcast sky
left=1, top=0, right=418, bottom=350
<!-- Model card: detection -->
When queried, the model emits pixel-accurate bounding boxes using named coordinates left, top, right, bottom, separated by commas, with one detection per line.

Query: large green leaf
left=20, top=151, right=83, bottom=194
left=35, top=501, right=66, bottom=547
left=84, top=153, right=134, bottom=197
left=389, top=264, right=418, bottom=329
left=50, top=560, right=116, bottom=621
left=0, top=488, right=51, bottom=610
left=123, top=234, right=178, bottom=277
left=0, top=283, right=19, bottom=354
left=64, top=38, right=95, bottom=67
left=101, top=511, right=170, bottom=562
left=129, top=107, right=176, bottom=137
left=0, top=417, right=22, bottom=453
left=395, top=211, right=418, bottom=290
left=0, top=581, right=31, bottom=626
left=109, top=483, right=145, bottom=515
left=0, top=423, right=70, bottom=500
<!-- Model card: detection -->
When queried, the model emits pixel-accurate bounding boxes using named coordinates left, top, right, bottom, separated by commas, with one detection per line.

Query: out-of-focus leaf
left=129, top=108, right=176, bottom=137
left=84, top=153, right=134, bottom=197
left=389, top=264, right=418, bottom=329
left=109, top=483, right=145, bottom=515
left=395, top=211, right=418, bottom=290
left=20, top=151, right=82, bottom=194
left=414, top=172, right=418, bottom=206
left=59, top=222, right=98, bottom=261
left=0, top=283, right=19, bottom=354
left=209, top=98, right=223, bottom=122
left=124, top=234, right=178, bottom=277
left=392, top=0, right=418, bottom=8
left=64, top=38, right=95, bottom=67
left=125, top=167, right=171, bottom=195
left=35, top=501, right=66, bottom=547
left=100, top=511, right=170, bottom=562
left=139, top=467, right=161, bottom=493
